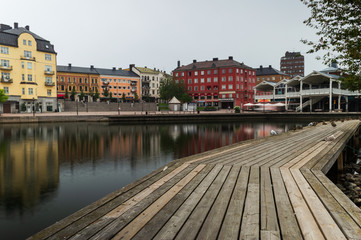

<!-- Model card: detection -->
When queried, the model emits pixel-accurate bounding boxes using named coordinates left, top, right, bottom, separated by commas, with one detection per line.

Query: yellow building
left=0, top=22, right=57, bottom=113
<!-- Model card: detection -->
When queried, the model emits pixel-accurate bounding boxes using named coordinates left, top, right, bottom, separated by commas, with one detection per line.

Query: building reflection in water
left=0, top=125, right=59, bottom=215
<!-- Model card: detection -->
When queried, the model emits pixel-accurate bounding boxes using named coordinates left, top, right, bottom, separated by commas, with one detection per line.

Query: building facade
left=126, top=65, right=164, bottom=101
left=96, top=67, right=140, bottom=100
left=57, top=64, right=100, bottom=99
left=280, top=51, right=305, bottom=78
left=256, top=65, right=289, bottom=84
left=0, top=22, right=57, bottom=113
left=173, top=57, right=256, bottom=109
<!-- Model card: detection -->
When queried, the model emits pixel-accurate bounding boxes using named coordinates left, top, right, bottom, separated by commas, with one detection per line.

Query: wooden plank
left=153, top=164, right=223, bottom=240
left=174, top=165, right=232, bottom=240
left=290, top=169, right=346, bottom=240
left=270, top=168, right=303, bottom=239
left=30, top=161, right=185, bottom=240
left=302, top=169, right=361, bottom=239
left=70, top=163, right=196, bottom=240
left=132, top=164, right=215, bottom=240
left=111, top=164, right=206, bottom=240
left=240, top=166, right=260, bottom=240
left=280, top=167, right=325, bottom=240
left=260, top=167, right=280, bottom=238
left=197, top=165, right=241, bottom=240
left=218, top=166, right=250, bottom=240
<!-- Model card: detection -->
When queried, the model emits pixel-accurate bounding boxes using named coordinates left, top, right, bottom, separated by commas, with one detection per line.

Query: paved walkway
left=29, top=120, right=361, bottom=240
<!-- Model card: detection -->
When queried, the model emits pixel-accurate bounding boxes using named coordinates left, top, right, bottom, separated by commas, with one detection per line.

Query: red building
left=173, top=57, right=255, bottom=109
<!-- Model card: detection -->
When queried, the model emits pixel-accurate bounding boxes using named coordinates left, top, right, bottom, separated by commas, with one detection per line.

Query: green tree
left=94, top=88, right=100, bottom=101
left=301, top=0, right=361, bottom=90
left=159, top=75, right=192, bottom=103
left=79, top=90, right=85, bottom=101
left=109, top=92, right=113, bottom=100
left=0, top=89, right=8, bottom=103
left=103, top=87, right=109, bottom=98
left=70, top=87, right=76, bottom=101
left=134, top=92, right=139, bottom=101
left=65, top=88, right=69, bottom=99
left=122, top=93, right=126, bottom=102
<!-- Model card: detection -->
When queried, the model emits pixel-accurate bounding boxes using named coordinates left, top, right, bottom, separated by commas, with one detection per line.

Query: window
left=68, top=77, right=71, bottom=83
left=201, top=78, right=204, bottom=83
left=222, top=85, right=226, bottom=90
left=194, top=79, right=198, bottom=83
left=181, top=72, right=184, bottom=77
left=175, top=73, right=178, bottom=77
left=61, top=77, right=64, bottom=82
left=236, top=76, right=239, bottom=82
left=24, top=50, right=32, bottom=58
left=23, top=39, right=27, bottom=45
left=207, top=70, right=211, bottom=75
left=207, top=78, right=211, bottom=83
left=195, top=71, right=198, bottom=76
left=229, top=84, right=233, bottom=89
left=201, top=86, right=204, bottom=90
left=45, top=54, right=51, bottom=61
left=46, top=77, right=52, bottom=83
left=214, top=70, right=218, bottom=74
left=21, top=61, right=24, bottom=69
left=1, top=59, right=9, bottom=67
left=201, top=71, right=204, bottom=75
left=47, top=90, right=51, bottom=96
left=229, top=69, right=232, bottom=73
left=79, top=78, right=82, bottom=83
left=3, top=87, right=9, bottom=94
left=228, top=76, right=233, bottom=81
left=28, top=88, right=33, bottom=95
left=241, top=85, right=244, bottom=90
left=194, top=86, right=198, bottom=91
left=27, top=62, right=32, bottom=69
left=188, top=86, right=192, bottom=91
left=73, top=78, right=76, bottom=83
left=1, top=72, right=10, bottom=80
left=214, top=77, right=218, bottom=82
left=45, top=65, right=52, bottom=71
left=222, top=69, right=226, bottom=74
left=1, top=46, right=9, bottom=54
left=236, top=84, right=239, bottom=89
left=188, top=79, right=192, bottom=84
left=61, top=85, right=64, bottom=91
left=22, top=74, right=25, bottom=81
left=28, top=74, right=32, bottom=81
left=236, top=69, right=239, bottom=73
left=22, top=88, right=25, bottom=95
left=28, top=40, right=32, bottom=46
left=222, top=77, right=226, bottom=82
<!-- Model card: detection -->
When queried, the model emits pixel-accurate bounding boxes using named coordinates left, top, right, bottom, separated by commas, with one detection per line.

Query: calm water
left=0, top=120, right=306, bottom=239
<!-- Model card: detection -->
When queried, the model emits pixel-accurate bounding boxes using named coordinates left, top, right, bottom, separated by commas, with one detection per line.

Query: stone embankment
left=337, top=159, right=361, bottom=207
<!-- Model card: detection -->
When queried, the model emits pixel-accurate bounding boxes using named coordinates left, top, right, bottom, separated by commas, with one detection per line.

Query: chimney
left=269, top=65, right=272, bottom=68
left=213, top=58, right=218, bottom=61
left=129, top=64, right=135, bottom=71
left=68, top=63, right=72, bottom=68
left=154, top=67, right=156, bottom=71
left=260, top=65, right=263, bottom=70
left=228, top=56, right=233, bottom=60
left=177, top=60, right=180, bottom=68
left=193, top=59, right=197, bottom=63
left=25, top=25, right=30, bottom=31
left=112, top=67, right=116, bottom=71
left=90, top=65, right=94, bottom=70
left=14, top=22, right=18, bottom=29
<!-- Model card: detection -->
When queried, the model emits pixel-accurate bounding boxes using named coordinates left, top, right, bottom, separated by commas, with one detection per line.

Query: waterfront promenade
left=29, top=119, right=361, bottom=239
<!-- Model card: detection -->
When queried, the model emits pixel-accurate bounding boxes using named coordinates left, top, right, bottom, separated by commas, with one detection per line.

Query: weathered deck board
left=29, top=120, right=361, bottom=240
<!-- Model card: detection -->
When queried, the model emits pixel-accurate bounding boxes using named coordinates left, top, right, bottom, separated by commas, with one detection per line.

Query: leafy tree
left=134, top=92, right=139, bottom=101
left=103, top=87, right=109, bottom=98
left=0, top=89, right=8, bottom=103
left=122, top=93, right=126, bottom=102
left=70, top=87, right=76, bottom=101
left=79, top=90, right=85, bottom=101
left=109, top=92, right=113, bottom=100
left=159, top=75, right=192, bottom=103
left=65, top=88, right=69, bottom=99
left=301, top=0, right=361, bottom=90
left=94, top=88, right=100, bottom=101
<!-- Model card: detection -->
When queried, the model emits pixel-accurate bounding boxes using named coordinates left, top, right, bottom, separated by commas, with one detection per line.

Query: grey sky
left=2, top=0, right=327, bottom=74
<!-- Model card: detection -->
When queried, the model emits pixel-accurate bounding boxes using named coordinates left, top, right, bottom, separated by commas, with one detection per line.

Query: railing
left=44, top=70, right=55, bottom=75
left=20, top=56, right=36, bottom=61
left=1, top=78, right=13, bottom=83
left=45, top=82, right=55, bottom=86
left=0, top=65, right=12, bottom=71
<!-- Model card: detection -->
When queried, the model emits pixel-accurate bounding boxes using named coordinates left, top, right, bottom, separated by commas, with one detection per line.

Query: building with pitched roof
left=57, top=64, right=100, bottom=99
left=125, top=65, right=165, bottom=101
left=173, top=57, right=256, bottom=109
left=255, top=65, right=289, bottom=84
left=0, top=22, right=57, bottom=113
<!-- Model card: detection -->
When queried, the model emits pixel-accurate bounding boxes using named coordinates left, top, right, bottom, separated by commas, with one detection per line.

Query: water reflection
left=0, top=120, right=305, bottom=239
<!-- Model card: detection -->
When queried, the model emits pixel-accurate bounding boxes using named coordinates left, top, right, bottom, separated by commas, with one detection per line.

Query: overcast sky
left=2, top=0, right=328, bottom=74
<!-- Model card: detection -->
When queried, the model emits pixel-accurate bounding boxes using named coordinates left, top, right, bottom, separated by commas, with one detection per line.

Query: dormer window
left=23, top=39, right=27, bottom=45
left=45, top=44, right=49, bottom=49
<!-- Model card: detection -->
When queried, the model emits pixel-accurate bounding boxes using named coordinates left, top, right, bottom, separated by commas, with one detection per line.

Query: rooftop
left=57, top=64, right=140, bottom=78
left=174, top=57, right=253, bottom=71
left=256, top=65, right=288, bottom=76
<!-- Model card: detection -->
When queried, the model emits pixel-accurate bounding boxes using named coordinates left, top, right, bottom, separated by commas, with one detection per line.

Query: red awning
left=57, top=94, right=65, bottom=98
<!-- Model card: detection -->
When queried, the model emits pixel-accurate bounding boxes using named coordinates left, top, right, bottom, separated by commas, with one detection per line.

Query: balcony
left=0, top=65, right=12, bottom=71
left=44, top=70, right=55, bottom=75
left=20, top=56, right=36, bottom=61
left=131, top=88, right=137, bottom=92
left=1, top=78, right=13, bottom=83
left=131, top=81, right=137, bottom=86
left=45, top=82, right=55, bottom=86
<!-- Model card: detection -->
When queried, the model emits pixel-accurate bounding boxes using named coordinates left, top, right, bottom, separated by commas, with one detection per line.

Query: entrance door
left=3, top=102, right=11, bottom=113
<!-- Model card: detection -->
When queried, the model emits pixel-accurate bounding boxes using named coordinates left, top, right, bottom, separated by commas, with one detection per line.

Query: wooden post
left=337, top=152, right=343, bottom=172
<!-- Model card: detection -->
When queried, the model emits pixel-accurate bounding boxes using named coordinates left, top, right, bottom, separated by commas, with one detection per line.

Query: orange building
left=57, top=64, right=99, bottom=98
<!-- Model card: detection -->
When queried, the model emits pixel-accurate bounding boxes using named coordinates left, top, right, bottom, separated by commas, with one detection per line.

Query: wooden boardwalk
left=30, top=120, right=361, bottom=240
